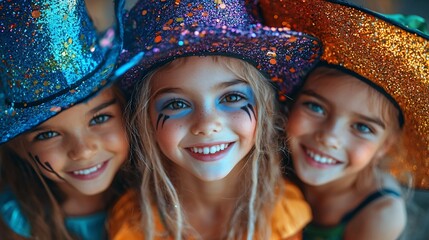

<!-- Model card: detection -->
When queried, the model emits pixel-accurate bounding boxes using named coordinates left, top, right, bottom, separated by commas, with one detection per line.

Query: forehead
left=305, top=68, right=370, bottom=96
left=151, top=56, right=240, bottom=91
left=303, top=69, right=390, bottom=118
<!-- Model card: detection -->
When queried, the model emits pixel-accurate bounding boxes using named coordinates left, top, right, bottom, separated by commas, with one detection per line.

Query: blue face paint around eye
left=155, top=97, right=193, bottom=130
left=217, top=85, right=256, bottom=121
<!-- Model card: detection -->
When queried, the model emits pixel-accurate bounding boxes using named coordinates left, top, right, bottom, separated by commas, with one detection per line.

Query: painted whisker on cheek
left=240, top=103, right=256, bottom=121
left=29, top=152, right=66, bottom=181
left=156, top=113, right=170, bottom=130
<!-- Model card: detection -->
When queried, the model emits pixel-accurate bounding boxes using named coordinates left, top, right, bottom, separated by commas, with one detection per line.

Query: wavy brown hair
left=0, top=85, right=139, bottom=239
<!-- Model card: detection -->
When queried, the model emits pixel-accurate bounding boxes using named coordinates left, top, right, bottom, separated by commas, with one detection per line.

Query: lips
left=190, top=143, right=229, bottom=154
left=302, top=146, right=342, bottom=167
left=67, top=160, right=109, bottom=180
left=186, top=142, right=233, bottom=162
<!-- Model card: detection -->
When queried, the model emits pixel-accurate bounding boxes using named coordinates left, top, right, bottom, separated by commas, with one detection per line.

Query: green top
left=303, top=189, right=401, bottom=240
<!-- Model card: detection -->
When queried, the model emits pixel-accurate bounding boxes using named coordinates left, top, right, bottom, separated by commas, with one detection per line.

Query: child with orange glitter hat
left=260, top=0, right=429, bottom=239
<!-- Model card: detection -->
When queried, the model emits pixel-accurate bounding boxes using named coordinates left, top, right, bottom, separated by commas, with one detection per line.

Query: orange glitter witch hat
left=259, top=0, right=429, bottom=189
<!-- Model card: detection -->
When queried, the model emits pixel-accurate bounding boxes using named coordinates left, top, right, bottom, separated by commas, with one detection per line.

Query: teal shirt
left=0, top=189, right=107, bottom=240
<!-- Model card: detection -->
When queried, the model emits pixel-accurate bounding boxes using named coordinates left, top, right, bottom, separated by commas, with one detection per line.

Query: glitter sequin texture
left=260, top=0, right=429, bottom=189
left=0, top=0, right=124, bottom=144
left=118, top=0, right=322, bottom=100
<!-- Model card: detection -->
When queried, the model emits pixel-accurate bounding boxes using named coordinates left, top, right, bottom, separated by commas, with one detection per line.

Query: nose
left=191, top=108, right=222, bottom=136
left=67, top=133, right=98, bottom=161
left=315, top=119, right=343, bottom=150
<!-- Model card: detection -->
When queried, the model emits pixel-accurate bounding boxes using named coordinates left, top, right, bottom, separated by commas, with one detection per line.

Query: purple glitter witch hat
left=118, top=0, right=322, bottom=98
left=0, top=0, right=131, bottom=144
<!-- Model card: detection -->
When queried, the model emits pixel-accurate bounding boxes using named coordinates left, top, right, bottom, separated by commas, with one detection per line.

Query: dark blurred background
left=350, top=0, right=429, bottom=20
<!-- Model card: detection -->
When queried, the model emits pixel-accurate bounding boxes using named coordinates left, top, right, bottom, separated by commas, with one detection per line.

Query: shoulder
left=271, top=180, right=312, bottom=239
left=108, top=189, right=142, bottom=237
left=0, top=188, right=31, bottom=237
left=345, top=188, right=406, bottom=240
left=108, top=189, right=170, bottom=240
left=108, top=189, right=144, bottom=239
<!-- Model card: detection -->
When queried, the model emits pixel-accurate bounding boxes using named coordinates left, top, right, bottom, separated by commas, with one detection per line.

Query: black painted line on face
left=156, top=113, right=171, bottom=130
left=29, top=153, right=66, bottom=181
left=241, top=103, right=256, bottom=121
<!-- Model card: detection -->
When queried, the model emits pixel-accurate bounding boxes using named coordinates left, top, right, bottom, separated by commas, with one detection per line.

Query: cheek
left=102, top=126, right=130, bottom=155
left=286, top=110, right=311, bottom=137
left=229, top=110, right=257, bottom=139
left=27, top=147, right=66, bottom=178
left=154, top=119, right=187, bottom=152
left=349, top=142, right=380, bottom=167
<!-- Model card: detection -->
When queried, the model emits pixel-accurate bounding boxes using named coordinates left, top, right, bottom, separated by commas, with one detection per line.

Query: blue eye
left=164, top=99, right=190, bottom=110
left=90, top=114, right=111, bottom=126
left=35, top=131, right=59, bottom=140
left=304, top=102, right=325, bottom=115
left=220, top=92, right=246, bottom=103
left=353, top=123, right=374, bottom=134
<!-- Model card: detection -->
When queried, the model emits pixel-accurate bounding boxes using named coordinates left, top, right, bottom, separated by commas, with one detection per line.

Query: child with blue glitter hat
left=260, top=0, right=429, bottom=239
left=0, top=0, right=140, bottom=239
left=107, top=0, right=323, bottom=239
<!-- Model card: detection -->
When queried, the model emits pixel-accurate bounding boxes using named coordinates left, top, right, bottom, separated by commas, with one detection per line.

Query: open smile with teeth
left=72, top=163, right=103, bottom=176
left=189, top=143, right=230, bottom=155
left=306, top=148, right=339, bottom=165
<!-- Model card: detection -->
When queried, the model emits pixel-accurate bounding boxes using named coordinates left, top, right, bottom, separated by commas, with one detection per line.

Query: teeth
left=73, top=163, right=103, bottom=175
left=191, top=143, right=229, bottom=155
left=306, top=149, right=336, bottom=165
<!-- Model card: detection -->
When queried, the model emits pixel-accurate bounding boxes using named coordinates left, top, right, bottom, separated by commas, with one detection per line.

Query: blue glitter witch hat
left=118, top=0, right=322, bottom=99
left=0, top=0, right=129, bottom=144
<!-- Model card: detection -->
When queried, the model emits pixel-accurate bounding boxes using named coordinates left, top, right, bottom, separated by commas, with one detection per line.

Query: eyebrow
left=215, top=79, right=248, bottom=89
left=89, top=98, right=117, bottom=115
left=29, top=98, right=118, bottom=133
left=300, top=89, right=330, bottom=104
left=153, top=79, right=248, bottom=98
left=300, top=89, right=386, bottom=129
left=355, top=114, right=386, bottom=129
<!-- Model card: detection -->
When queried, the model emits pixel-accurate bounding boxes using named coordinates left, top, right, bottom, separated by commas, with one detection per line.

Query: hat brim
left=119, top=24, right=322, bottom=100
left=260, top=0, right=429, bottom=189
left=0, top=44, right=121, bottom=144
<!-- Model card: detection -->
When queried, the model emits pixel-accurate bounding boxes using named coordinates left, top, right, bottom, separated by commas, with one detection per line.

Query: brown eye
left=221, top=93, right=244, bottom=103
left=165, top=100, right=189, bottom=110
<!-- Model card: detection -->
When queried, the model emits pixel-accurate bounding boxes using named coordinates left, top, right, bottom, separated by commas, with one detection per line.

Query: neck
left=303, top=170, right=379, bottom=226
left=58, top=182, right=109, bottom=216
left=170, top=161, right=246, bottom=239
left=174, top=165, right=243, bottom=208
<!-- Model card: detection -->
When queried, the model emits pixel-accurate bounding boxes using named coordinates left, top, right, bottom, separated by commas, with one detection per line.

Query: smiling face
left=287, top=67, right=400, bottom=186
left=149, top=56, right=257, bottom=181
left=10, top=87, right=129, bottom=196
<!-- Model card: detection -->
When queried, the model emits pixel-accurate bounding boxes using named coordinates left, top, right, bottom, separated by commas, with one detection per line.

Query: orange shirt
left=108, top=181, right=311, bottom=240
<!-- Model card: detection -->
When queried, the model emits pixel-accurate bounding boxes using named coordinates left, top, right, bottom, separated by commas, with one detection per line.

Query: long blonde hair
left=127, top=56, right=283, bottom=239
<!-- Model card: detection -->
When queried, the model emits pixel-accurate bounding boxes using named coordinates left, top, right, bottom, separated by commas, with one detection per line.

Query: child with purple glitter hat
left=107, top=0, right=323, bottom=239
left=0, top=0, right=141, bottom=239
